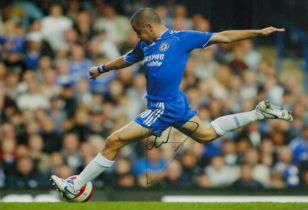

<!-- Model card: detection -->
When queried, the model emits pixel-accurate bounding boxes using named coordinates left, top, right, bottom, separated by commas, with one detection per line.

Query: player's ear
left=145, top=23, right=153, bottom=31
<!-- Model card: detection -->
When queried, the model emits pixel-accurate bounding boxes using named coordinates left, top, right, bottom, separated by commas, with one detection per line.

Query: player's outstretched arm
left=208, top=27, right=285, bottom=44
left=89, top=56, right=132, bottom=80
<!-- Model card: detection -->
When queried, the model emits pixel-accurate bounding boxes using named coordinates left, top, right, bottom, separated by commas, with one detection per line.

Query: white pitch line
left=162, top=195, right=308, bottom=203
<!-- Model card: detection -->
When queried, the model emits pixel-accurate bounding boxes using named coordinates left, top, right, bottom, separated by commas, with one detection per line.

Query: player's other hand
left=260, top=27, right=285, bottom=35
left=89, top=66, right=100, bottom=80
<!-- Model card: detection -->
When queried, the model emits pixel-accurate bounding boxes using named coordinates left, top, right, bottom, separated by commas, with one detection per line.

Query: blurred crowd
left=0, top=0, right=308, bottom=190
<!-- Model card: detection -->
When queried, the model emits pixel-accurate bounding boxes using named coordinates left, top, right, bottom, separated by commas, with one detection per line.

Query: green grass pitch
left=1, top=202, right=308, bottom=210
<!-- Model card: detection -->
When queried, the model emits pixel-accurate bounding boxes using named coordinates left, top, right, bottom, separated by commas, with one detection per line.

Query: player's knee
left=193, top=129, right=218, bottom=143
left=104, top=133, right=125, bottom=151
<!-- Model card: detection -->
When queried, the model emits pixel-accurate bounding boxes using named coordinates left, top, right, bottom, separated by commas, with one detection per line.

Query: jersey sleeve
left=123, top=41, right=144, bottom=64
left=178, top=30, right=213, bottom=52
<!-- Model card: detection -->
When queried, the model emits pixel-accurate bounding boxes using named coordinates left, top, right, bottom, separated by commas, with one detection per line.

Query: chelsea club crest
left=159, top=42, right=169, bottom=52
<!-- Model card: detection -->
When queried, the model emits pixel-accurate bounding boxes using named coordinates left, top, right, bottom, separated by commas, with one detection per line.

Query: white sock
left=211, top=110, right=261, bottom=136
left=73, top=153, right=114, bottom=191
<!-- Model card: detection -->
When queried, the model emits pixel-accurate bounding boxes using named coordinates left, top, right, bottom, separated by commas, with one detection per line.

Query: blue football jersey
left=123, top=29, right=213, bottom=101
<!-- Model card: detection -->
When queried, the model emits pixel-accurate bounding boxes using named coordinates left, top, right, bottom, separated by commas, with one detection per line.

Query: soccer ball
left=65, top=175, right=94, bottom=202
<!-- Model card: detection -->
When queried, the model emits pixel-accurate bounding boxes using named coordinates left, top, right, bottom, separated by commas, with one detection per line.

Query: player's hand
left=259, top=27, right=285, bottom=35
left=89, top=66, right=100, bottom=80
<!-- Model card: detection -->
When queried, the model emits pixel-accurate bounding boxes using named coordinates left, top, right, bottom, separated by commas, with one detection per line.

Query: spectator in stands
left=55, top=58, right=73, bottom=86
left=179, top=151, right=202, bottom=186
left=205, top=155, right=239, bottom=187
left=236, top=137, right=252, bottom=163
left=291, top=99, right=307, bottom=132
left=257, top=59, right=277, bottom=84
left=94, top=3, right=131, bottom=47
left=192, top=14, right=211, bottom=32
left=241, top=40, right=261, bottom=71
left=60, top=83, right=78, bottom=118
left=155, top=5, right=173, bottom=29
left=232, top=163, right=263, bottom=189
left=126, top=73, right=147, bottom=118
left=9, top=0, right=43, bottom=28
left=0, top=19, right=25, bottom=70
left=28, top=134, right=50, bottom=175
left=54, top=164, right=73, bottom=180
left=74, top=78, right=92, bottom=106
left=88, top=105, right=110, bottom=137
left=24, top=33, right=43, bottom=70
left=68, top=44, right=93, bottom=83
left=221, top=139, right=239, bottom=166
left=48, top=95, right=66, bottom=132
left=172, top=4, right=192, bottom=30
left=5, top=71, right=20, bottom=99
left=196, top=172, right=211, bottom=188
left=5, top=155, right=44, bottom=187
left=92, top=29, right=120, bottom=60
left=265, top=77, right=284, bottom=106
left=270, top=170, right=286, bottom=189
left=273, top=146, right=300, bottom=187
left=63, top=28, right=79, bottom=51
left=41, top=3, right=73, bottom=50
left=210, top=64, right=232, bottom=100
left=71, top=108, right=90, bottom=141
left=87, top=37, right=109, bottom=65
left=240, top=71, right=258, bottom=101
left=61, top=133, right=82, bottom=173
left=0, top=135, right=17, bottom=181
left=289, top=124, right=308, bottom=164
left=46, top=152, right=65, bottom=177
left=41, top=69, right=61, bottom=98
left=16, top=74, right=49, bottom=110
left=193, top=46, right=218, bottom=81
left=160, top=160, right=186, bottom=187
left=134, top=147, right=167, bottom=185
left=74, top=10, right=95, bottom=48
left=111, top=156, right=135, bottom=187
left=259, top=138, right=275, bottom=167
left=244, top=148, right=271, bottom=187
left=297, top=159, right=308, bottom=187
left=229, top=43, right=249, bottom=76
left=40, top=116, right=62, bottom=154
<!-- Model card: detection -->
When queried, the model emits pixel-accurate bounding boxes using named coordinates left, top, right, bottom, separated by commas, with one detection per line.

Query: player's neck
left=153, top=25, right=168, bottom=40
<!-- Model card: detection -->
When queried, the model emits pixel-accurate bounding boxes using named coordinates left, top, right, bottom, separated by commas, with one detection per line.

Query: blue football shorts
left=135, top=92, right=197, bottom=137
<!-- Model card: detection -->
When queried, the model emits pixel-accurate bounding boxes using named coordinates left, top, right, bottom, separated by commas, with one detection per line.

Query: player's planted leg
left=51, top=121, right=151, bottom=198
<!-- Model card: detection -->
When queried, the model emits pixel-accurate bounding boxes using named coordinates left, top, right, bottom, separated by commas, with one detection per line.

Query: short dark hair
left=130, top=8, right=162, bottom=26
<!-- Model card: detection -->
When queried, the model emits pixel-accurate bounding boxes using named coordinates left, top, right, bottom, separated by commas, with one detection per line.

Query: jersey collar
left=146, top=28, right=170, bottom=46
left=157, top=28, right=170, bottom=41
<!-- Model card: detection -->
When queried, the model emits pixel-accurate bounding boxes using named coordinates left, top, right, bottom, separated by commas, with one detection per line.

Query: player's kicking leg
left=51, top=121, right=151, bottom=199
left=178, top=100, right=293, bottom=142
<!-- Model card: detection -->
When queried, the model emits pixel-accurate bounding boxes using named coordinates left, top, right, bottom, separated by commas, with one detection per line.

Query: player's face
left=131, top=22, right=154, bottom=44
